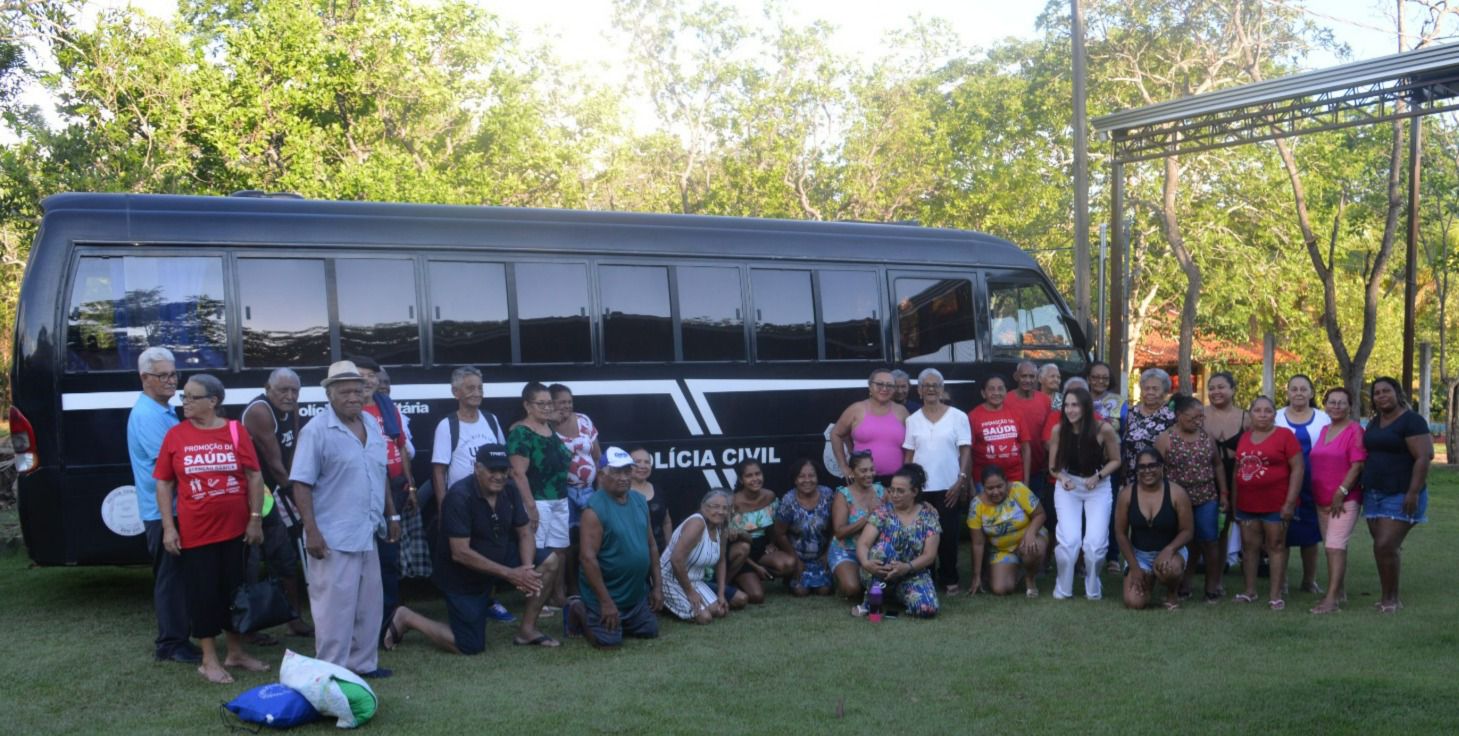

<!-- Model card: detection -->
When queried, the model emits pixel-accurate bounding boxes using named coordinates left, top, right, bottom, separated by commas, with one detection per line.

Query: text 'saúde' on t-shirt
left=153, top=421, right=260, bottom=548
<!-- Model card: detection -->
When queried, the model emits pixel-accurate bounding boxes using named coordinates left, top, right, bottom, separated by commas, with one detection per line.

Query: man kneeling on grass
left=567, top=447, right=664, bottom=648
left=382, top=444, right=563, bottom=654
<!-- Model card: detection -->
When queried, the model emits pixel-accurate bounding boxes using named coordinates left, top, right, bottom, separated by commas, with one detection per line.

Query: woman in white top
left=660, top=490, right=748, bottom=623
left=900, top=368, right=972, bottom=595
left=1274, top=374, right=1330, bottom=595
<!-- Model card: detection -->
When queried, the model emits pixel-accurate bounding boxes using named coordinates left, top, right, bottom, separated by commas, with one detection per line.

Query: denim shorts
left=1234, top=510, right=1283, bottom=524
left=1134, top=546, right=1188, bottom=573
left=1363, top=488, right=1428, bottom=525
left=1191, top=500, right=1220, bottom=543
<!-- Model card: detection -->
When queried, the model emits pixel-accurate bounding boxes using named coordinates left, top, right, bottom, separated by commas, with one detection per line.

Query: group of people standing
left=128, top=349, right=1437, bottom=684
left=803, top=363, right=1436, bottom=617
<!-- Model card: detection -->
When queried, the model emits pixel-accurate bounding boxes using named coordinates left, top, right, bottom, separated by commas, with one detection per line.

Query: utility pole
left=1071, top=0, right=1091, bottom=331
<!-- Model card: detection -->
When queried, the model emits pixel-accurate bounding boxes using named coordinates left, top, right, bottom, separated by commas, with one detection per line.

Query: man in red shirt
left=1004, top=361, right=1054, bottom=524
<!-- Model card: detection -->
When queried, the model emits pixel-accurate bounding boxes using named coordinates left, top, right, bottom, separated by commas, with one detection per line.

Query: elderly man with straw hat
left=290, top=360, right=401, bottom=678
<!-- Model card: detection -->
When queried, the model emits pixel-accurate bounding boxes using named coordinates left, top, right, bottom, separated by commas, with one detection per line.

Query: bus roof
left=39, top=192, right=1041, bottom=269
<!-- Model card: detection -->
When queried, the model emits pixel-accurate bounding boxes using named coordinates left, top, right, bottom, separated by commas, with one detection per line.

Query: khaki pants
left=306, top=547, right=383, bottom=674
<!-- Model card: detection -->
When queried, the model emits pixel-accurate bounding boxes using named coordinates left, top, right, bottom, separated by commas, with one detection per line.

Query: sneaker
left=486, top=602, right=516, bottom=623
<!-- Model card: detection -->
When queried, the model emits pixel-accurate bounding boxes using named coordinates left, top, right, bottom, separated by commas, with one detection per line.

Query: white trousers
left=307, top=547, right=383, bottom=675
left=1053, top=476, right=1112, bottom=600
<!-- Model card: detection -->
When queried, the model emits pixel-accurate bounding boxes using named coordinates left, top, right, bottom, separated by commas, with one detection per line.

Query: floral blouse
left=774, top=486, right=833, bottom=563
left=866, top=505, right=942, bottom=564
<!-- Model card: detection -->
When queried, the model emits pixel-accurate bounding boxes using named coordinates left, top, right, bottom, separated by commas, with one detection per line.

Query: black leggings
left=180, top=537, right=246, bottom=640
left=921, top=490, right=966, bottom=588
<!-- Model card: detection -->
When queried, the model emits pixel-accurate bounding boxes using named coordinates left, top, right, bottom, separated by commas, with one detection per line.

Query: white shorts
left=534, top=499, right=571, bottom=550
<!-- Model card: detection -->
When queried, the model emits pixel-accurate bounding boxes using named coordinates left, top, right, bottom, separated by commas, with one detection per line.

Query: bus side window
left=677, top=266, right=745, bottom=362
left=987, top=280, right=1076, bottom=361
left=516, top=262, right=591, bottom=364
left=600, top=264, right=672, bottom=363
left=65, top=255, right=228, bottom=372
left=428, top=261, right=509, bottom=365
left=819, top=270, right=881, bottom=361
left=894, top=277, right=976, bottom=363
left=239, top=258, right=330, bottom=368
left=335, top=258, right=421, bottom=365
left=751, top=269, right=816, bottom=361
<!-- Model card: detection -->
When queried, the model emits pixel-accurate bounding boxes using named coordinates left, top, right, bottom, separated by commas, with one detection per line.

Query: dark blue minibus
left=11, top=193, right=1087, bottom=565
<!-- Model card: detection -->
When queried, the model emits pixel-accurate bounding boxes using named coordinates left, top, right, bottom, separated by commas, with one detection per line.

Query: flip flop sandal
left=1025, top=587, right=1039, bottom=599
left=1269, top=599, right=1286, bottom=611
left=513, top=634, right=561, bottom=647
left=1204, top=590, right=1224, bottom=604
left=1163, top=600, right=1181, bottom=611
left=1232, top=593, right=1259, bottom=603
left=382, top=619, right=403, bottom=651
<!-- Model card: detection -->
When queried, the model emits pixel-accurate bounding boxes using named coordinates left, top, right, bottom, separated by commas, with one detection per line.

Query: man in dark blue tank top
left=242, top=368, right=312, bottom=637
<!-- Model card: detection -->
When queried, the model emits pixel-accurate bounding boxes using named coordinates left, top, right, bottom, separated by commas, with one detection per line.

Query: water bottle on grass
left=867, top=581, right=884, bottom=623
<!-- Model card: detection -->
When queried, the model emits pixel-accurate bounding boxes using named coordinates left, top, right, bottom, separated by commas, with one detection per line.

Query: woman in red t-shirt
left=155, top=374, right=267, bottom=684
left=1230, top=396, right=1304, bottom=610
left=968, top=375, right=1030, bottom=484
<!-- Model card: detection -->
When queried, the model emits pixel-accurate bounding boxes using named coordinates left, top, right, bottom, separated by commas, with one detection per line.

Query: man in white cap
left=567, top=447, right=663, bottom=648
left=290, top=361, right=401, bottom=678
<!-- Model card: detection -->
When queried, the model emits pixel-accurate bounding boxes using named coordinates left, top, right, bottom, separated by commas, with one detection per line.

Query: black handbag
left=231, top=548, right=297, bottom=634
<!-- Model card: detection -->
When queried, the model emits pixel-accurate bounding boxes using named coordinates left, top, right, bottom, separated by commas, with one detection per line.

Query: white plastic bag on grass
left=279, top=649, right=378, bottom=728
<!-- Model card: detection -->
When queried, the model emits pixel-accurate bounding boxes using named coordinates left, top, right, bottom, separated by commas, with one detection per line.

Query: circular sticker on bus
left=101, top=486, right=145, bottom=537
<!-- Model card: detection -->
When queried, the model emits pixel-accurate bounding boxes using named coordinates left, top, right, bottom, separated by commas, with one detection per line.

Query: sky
left=27, top=0, right=1440, bottom=135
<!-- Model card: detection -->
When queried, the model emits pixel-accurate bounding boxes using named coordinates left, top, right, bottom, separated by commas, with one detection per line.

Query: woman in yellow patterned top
left=967, top=466, right=1048, bottom=597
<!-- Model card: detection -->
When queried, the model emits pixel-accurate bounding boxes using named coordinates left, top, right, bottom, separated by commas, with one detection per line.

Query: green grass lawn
left=3, top=468, right=1457, bottom=735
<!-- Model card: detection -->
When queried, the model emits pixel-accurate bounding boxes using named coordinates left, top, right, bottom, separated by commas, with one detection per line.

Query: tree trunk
left=1160, top=154, right=1199, bottom=394
left=1270, top=119, right=1403, bottom=411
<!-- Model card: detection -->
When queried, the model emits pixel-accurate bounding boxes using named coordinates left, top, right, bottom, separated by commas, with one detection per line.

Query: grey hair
left=890, top=369, right=910, bottom=381
left=916, top=367, right=944, bottom=384
left=187, top=373, right=226, bottom=409
left=1062, top=376, right=1089, bottom=392
left=1039, top=363, right=1060, bottom=377
left=450, top=365, right=483, bottom=389
left=137, top=347, right=175, bottom=374
left=1140, top=367, right=1172, bottom=395
left=700, top=488, right=732, bottom=508
left=267, top=367, right=300, bottom=387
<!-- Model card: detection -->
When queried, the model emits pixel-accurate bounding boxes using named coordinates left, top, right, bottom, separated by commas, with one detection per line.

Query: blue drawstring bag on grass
left=222, top=683, right=321, bottom=730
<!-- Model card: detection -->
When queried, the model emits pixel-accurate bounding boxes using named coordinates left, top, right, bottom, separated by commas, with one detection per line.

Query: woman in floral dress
left=854, top=464, right=941, bottom=618
left=771, top=459, right=835, bottom=596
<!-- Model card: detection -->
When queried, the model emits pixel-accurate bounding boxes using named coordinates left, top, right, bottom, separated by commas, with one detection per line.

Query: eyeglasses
left=180, top=393, right=210, bottom=403
left=1136, top=463, right=1162, bottom=472
left=144, top=371, right=178, bottom=381
left=870, top=381, right=895, bottom=390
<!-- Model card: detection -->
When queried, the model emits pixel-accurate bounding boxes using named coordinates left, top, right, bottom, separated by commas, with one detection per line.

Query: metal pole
left=1108, top=158, right=1125, bottom=387
left=1403, top=111, right=1421, bottom=392
left=1071, top=0, right=1091, bottom=330
left=1098, top=222, right=1108, bottom=362
left=1263, top=332, right=1276, bottom=399
left=1420, top=342, right=1433, bottom=422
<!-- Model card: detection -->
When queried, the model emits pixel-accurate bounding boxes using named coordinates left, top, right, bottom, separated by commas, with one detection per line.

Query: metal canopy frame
left=1089, top=42, right=1459, bottom=391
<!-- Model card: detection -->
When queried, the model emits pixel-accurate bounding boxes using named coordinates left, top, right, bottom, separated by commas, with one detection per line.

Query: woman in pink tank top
left=832, top=369, right=910, bottom=480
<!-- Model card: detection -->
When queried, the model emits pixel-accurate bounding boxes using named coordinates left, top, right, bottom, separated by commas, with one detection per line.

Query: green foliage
left=0, top=0, right=1453, bottom=410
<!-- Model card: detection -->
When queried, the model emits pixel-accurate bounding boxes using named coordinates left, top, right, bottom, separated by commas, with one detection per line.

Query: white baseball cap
left=603, top=446, right=634, bottom=468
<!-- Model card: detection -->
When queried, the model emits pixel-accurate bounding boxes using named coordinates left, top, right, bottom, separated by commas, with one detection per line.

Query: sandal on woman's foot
left=1376, top=602, right=1401, bottom=614
left=1204, top=590, right=1223, bottom=604
left=1301, top=582, right=1324, bottom=594
left=850, top=603, right=868, bottom=617
left=1177, top=588, right=1193, bottom=601
left=945, top=584, right=961, bottom=596
left=1025, top=587, right=1039, bottom=599
left=1163, top=599, right=1181, bottom=611
left=1232, top=592, right=1258, bottom=603
left=1269, top=599, right=1285, bottom=611
left=1310, top=601, right=1340, bottom=615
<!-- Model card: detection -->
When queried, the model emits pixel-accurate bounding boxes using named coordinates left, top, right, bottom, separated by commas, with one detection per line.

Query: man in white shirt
left=430, top=365, right=511, bottom=623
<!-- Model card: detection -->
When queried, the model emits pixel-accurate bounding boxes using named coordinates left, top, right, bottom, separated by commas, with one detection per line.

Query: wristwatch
left=388, top=514, right=402, bottom=522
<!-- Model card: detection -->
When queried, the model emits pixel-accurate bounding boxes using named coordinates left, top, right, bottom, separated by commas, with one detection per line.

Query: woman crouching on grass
left=661, top=490, right=748, bottom=623
left=966, top=466, right=1047, bottom=597
left=1114, top=448, right=1193, bottom=610
left=853, top=464, right=941, bottom=618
